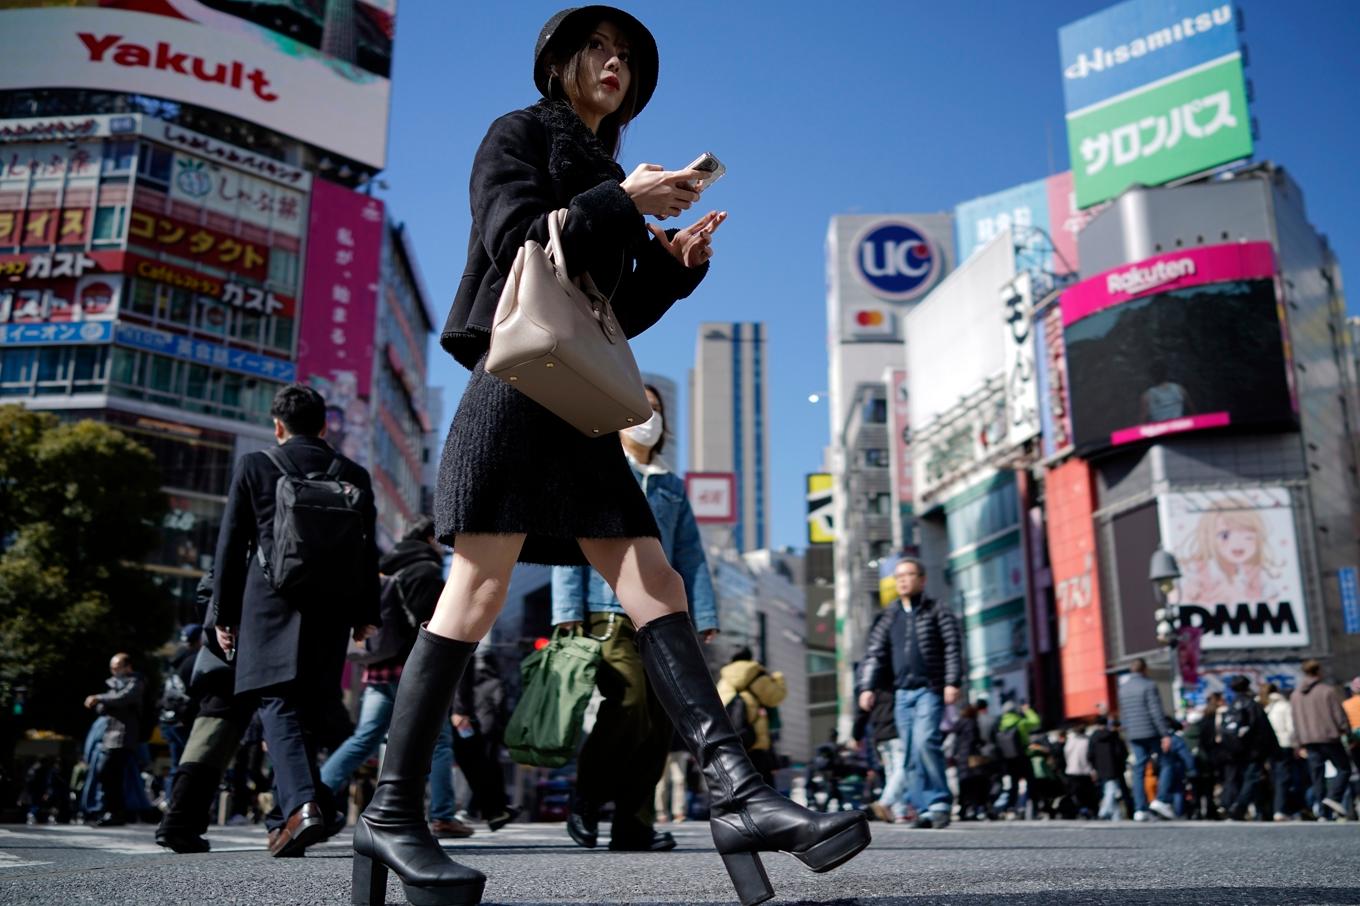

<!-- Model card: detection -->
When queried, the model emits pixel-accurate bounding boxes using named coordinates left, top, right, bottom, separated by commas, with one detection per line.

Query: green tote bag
left=504, top=626, right=602, bottom=768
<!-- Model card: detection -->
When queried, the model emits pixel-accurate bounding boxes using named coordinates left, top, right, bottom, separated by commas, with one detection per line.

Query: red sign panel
left=1045, top=458, right=1110, bottom=719
left=128, top=209, right=268, bottom=282
left=125, top=252, right=294, bottom=318
left=685, top=472, right=738, bottom=524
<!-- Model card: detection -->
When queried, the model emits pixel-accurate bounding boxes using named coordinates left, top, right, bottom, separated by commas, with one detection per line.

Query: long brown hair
left=544, top=17, right=642, bottom=157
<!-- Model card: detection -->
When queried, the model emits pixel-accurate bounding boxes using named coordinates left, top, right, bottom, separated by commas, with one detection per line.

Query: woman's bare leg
left=426, top=532, right=526, bottom=642
left=577, top=536, right=688, bottom=627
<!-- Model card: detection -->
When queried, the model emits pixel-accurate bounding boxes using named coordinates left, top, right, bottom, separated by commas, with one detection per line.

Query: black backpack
left=1218, top=701, right=1254, bottom=757
left=996, top=724, right=1024, bottom=760
left=257, top=446, right=369, bottom=595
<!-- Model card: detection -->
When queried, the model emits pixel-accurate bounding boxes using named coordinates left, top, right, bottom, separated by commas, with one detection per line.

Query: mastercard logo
left=855, top=310, right=885, bottom=326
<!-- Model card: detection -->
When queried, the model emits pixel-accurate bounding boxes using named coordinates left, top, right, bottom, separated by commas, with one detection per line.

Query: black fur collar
left=528, top=99, right=625, bottom=193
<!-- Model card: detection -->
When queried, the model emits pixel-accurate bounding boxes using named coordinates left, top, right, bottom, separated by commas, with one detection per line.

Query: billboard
left=955, top=171, right=1105, bottom=278
left=1001, top=272, right=1039, bottom=448
left=1062, top=242, right=1291, bottom=452
left=1045, top=459, right=1110, bottom=718
left=1034, top=300, right=1073, bottom=459
left=827, top=213, right=953, bottom=345
left=806, top=473, right=834, bottom=544
left=1059, top=1, right=1250, bottom=208
left=0, top=274, right=120, bottom=324
left=686, top=472, right=737, bottom=524
left=1159, top=487, right=1309, bottom=649
left=297, top=178, right=382, bottom=398
left=0, top=4, right=392, bottom=168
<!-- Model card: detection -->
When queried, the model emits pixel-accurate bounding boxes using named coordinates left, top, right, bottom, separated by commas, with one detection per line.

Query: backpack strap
left=325, top=458, right=344, bottom=479
left=262, top=446, right=303, bottom=478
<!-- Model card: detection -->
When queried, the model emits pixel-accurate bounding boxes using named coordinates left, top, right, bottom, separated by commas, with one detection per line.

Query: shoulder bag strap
left=262, top=446, right=301, bottom=478
left=547, top=208, right=625, bottom=306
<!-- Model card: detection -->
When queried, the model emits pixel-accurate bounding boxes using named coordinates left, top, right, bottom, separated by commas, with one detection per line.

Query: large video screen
left=1065, top=277, right=1293, bottom=452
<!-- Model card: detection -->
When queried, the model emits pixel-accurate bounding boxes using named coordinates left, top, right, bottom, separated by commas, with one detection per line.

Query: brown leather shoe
left=268, top=802, right=325, bottom=857
left=429, top=818, right=475, bottom=839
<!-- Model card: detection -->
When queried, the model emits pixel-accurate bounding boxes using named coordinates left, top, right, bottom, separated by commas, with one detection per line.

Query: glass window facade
left=0, top=345, right=109, bottom=397
left=108, top=348, right=280, bottom=423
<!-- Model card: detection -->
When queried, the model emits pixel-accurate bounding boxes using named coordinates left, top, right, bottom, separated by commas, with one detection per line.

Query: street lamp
left=1149, top=549, right=1182, bottom=713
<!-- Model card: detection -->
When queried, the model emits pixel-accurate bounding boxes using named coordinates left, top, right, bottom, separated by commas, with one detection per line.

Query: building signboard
left=0, top=320, right=112, bottom=346
left=1059, top=0, right=1250, bottom=209
left=914, top=384, right=1008, bottom=505
left=1001, top=272, right=1040, bottom=448
left=1159, top=487, right=1309, bottom=649
left=686, top=472, right=737, bottom=524
left=1341, top=566, right=1360, bottom=636
left=1034, top=301, right=1074, bottom=459
left=0, top=5, right=392, bottom=168
left=0, top=274, right=121, bottom=324
left=128, top=209, right=270, bottom=284
left=0, top=250, right=122, bottom=281
left=885, top=369, right=913, bottom=545
left=114, top=321, right=294, bottom=381
left=1045, top=458, right=1109, bottom=717
left=297, top=179, right=383, bottom=398
left=806, top=473, right=834, bottom=544
left=124, top=252, right=294, bottom=318
left=851, top=219, right=943, bottom=302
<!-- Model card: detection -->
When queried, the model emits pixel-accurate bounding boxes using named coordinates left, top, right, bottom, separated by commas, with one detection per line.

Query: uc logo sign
left=853, top=221, right=940, bottom=301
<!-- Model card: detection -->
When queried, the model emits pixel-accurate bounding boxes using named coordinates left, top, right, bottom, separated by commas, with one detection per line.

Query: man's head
left=1129, top=657, right=1148, bottom=675
left=109, top=653, right=132, bottom=677
left=1229, top=675, right=1252, bottom=695
left=894, top=557, right=926, bottom=600
left=403, top=515, right=438, bottom=550
left=270, top=383, right=327, bottom=442
left=1301, top=658, right=1322, bottom=678
left=975, top=697, right=989, bottom=713
left=180, top=623, right=203, bottom=650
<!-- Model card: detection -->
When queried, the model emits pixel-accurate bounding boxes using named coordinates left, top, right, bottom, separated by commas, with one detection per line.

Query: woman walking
left=350, top=8, right=870, bottom=906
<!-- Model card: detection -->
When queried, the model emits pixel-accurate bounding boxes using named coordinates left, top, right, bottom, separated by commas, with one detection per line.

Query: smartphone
left=685, top=151, right=726, bottom=189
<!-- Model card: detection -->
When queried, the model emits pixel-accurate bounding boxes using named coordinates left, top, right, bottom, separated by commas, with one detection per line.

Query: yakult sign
left=852, top=220, right=941, bottom=302
left=0, top=7, right=391, bottom=168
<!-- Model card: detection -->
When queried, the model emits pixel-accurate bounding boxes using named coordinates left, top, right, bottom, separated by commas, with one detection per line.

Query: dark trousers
left=98, top=748, right=128, bottom=818
left=1222, top=760, right=1264, bottom=818
left=1269, top=754, right=1293, bottom=817
left=575, top=613, right=671, bottom=831
left=1305, top=742, right=1350, bottom=817
left=255, top=685, right=336, bottom=830
left=452, top=725, right=507, bottom=818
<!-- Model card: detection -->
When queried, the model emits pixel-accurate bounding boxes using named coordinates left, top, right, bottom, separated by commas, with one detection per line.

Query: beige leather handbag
left=486, top=208, right=652, bottom=437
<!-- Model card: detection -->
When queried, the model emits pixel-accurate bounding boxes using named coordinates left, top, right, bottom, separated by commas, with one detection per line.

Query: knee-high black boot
left=156, top=762, right=215, bottom=853
left=638, top=612, right=870, bottom=906
left=351, top=628, right=485, bottom=906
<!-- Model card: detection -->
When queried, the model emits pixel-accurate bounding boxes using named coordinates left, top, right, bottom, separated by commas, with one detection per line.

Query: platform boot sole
left=352, top=853, right=486, bottom=906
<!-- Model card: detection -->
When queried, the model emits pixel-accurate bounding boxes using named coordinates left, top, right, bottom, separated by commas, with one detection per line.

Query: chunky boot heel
left=352, top=628, right=487, bottom=906
left=639, top=613, right=872, bottom=903
left=791, top=818, right=872, bottom=873
left=720, top=851, right=774, bottom=906
left=352, top=853, right=388, bottom=906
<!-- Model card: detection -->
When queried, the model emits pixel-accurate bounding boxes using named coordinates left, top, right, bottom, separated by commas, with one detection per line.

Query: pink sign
left=686, top=472, right=737, bottom=524
left=1044, top=171, right=1105, bottom=277
left=1061, top=241, right=1276, bottom=328
left=1110, top=411, right=1230, bottom=447
left=298, top=179, right=383, bottom=399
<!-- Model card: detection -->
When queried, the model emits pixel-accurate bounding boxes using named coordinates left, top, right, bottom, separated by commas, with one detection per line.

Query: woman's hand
left=622, top=164, right=703, bottom=218
left=647, top=211, right=727, bottom=268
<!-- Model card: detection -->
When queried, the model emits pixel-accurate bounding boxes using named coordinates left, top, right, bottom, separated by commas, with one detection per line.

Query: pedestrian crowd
left=852, top=563, right=1360, bottom=827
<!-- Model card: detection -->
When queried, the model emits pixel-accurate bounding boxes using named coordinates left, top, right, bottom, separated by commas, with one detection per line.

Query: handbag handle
left=546, top=209, right=625, bottom=344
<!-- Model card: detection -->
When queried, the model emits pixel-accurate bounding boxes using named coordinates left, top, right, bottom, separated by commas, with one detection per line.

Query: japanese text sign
left=128, top=209, right=269, bottom=282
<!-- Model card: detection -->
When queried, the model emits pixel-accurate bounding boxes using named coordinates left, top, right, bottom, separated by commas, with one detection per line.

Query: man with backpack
left=320, top=515, right=477, bottom=839
left=1219, top=675, right=1279, bottom=821
left=213, top=384, right=380, bottom=857
left=159, top=623, right=202, bottom=774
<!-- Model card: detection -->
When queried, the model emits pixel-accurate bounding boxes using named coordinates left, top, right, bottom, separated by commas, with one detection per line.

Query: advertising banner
left=0, top=250, right=123, bottom=280
left=114, top=321, right=294, bottom=382
left=124, top=252, right=294, bottom=318
left=297, top=179, right=383, bottom=399
left=1044, top=171, right=1103, bottom=276
left=1063, top=242, right=1291, bottom=452
left=850, top=218, right=944, bottom=303
left=1159, top=487, right=1309, bottom=649
left=0, top=6, right=391, bottom=168
left=1045, top=459, right=1109, bottom=716
left=1066, top=55, right=1252, bottom=209
left=886, top=369, right=913, bottom=523
left=168, top=153, right=305, bottom=238
left=128, top=209, right=269, bottom=283
left=806, top=473, right=834, bottom=545
left=0, top=274, right=120, bottom=324
left=685, top=472, right=737, bottom=524
left=955, top=178, right=1053, bottom=274
left=1184, top=660, right=1304, bottom=707
left=1034, top=301, right=1073, bottom=459
left=1002, top=272, right=1040, bottom=448
left=1341, top=566, right=1360, bottom=636
left=0, top=320, right=112, bottom=346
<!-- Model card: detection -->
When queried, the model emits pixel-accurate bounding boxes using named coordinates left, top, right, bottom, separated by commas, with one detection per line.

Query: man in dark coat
left=213, top=384, right=380, bottom=857
left=856, top=557, right=962, bottom=828
left=82, top=652, right=145, bottom=826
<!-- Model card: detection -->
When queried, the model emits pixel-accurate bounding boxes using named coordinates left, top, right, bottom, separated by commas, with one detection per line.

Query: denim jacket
left=551, top=456, right=719, bottom=633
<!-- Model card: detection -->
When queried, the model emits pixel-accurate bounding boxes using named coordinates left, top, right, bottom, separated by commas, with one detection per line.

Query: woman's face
left=568, top=20, right=632, bottom=124
left=1213, top=516, right=1258, bottom=565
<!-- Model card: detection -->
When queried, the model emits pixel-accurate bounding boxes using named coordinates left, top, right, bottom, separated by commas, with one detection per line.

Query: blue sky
left=380, top=1, right=1360, bottom=552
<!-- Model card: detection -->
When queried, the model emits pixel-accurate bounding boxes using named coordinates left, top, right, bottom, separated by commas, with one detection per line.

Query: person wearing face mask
left=551, top=384, right=719, bottom=853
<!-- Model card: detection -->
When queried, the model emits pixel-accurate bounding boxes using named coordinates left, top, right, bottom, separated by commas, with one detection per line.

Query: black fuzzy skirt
left=434, top=356, right=660, bottom=566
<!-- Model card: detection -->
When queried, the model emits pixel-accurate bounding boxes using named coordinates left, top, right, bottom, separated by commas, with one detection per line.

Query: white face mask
left=622, top=410, right=663, bottom=448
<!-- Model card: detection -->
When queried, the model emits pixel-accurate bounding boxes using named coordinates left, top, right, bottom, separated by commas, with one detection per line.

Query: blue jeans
left=1099, top=779, right=1123, bottom=820
left=320, top=681, right=456, bottom=820
left=875, top=738, right=907, bottom=814
left=894, top=687, right=951, bottom=816
left=1128, top=737, right=1159, bottom=813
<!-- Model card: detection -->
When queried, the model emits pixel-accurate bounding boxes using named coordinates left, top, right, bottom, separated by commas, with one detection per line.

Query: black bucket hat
left=534, top=6, right=659, bottom=115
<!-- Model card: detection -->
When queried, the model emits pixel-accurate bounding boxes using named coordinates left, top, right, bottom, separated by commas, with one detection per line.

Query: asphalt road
left=0, top=818, right=1357, bottom=905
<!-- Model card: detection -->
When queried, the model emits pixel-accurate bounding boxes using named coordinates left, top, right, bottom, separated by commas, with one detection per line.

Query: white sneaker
left=1322, top=798, right=1347, bottom=818
left=1133, top=810, right=1151, bottom=822
left=1148, top=800, right=1177, bottom=820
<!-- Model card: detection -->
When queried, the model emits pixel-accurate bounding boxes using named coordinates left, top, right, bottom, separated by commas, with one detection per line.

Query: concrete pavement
left=0, top=818, right=1357, bottom=905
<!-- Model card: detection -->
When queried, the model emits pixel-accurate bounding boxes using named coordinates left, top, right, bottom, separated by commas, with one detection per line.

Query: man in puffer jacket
left=1290, top=659, right=1353, bottom=820
left=1116, top=658, right=1171, bottom=820
left=718, top=649, right=787, bottom=787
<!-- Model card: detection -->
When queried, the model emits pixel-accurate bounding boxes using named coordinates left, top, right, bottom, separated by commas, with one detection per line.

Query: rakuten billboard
left=1061, top=241, right=1293, bottom=452
left=0, top=3, right=391, bottom=168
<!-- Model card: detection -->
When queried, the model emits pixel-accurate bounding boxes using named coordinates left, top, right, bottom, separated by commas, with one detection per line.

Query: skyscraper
left=689, top=322, right=768, bottom=552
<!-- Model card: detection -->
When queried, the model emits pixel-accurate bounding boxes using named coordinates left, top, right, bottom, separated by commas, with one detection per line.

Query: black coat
left=857, top=596, right=963, bottom=695
left=213, top=435, right=381, bottom=695
left=1089, top=726, right=1129, bottom=782
left=439, top=99, right=706, bottom=370
left=361, top=540, right=444, bottom=670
